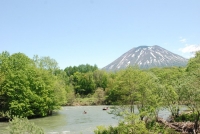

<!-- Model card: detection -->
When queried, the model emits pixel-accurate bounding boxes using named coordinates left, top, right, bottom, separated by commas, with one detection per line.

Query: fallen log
left=157, top=117, right=195, bottom=133
left=157, top=117, right=182, bottom=132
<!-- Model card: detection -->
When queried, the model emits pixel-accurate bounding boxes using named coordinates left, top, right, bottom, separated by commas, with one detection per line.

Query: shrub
left=8, top=116, right=44, bottom=134
left=174, top=113, right=195, bottom=122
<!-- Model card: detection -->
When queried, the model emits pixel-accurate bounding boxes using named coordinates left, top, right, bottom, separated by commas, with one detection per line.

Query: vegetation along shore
left=1, top=51, right=200, bottom=133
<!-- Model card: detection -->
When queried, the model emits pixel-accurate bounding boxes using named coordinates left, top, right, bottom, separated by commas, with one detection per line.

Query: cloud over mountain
left=179, top=44, right=200, bottom=53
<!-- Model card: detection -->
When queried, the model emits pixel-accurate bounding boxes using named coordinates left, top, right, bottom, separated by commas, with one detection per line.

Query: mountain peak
left=103, top=45, right=188, bottom=71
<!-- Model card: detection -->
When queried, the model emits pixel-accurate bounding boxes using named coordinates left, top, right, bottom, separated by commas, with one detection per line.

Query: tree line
left=1, top=50, right=200, bottom=133
left=95, top=51, right=200, bottom=133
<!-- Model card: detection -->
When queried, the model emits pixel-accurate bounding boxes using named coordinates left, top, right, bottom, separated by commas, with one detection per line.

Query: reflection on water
left=0, top=122, right=8, bottom=134
left=0, top=105, right=186, bottom=134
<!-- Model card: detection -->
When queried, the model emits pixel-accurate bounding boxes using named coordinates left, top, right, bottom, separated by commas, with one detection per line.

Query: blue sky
left=0, top=0, right=200, bottom=69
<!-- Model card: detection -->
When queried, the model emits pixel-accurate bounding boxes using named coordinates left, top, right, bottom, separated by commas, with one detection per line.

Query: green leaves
left=186, top=51, right=200, bottom=72
left=64, top=64, right=98, bottom=77
left=94, top=114, right=149, bottom=134
left=106, top=66, right=161, bottom=122
left=0, top=52, right=66, bottom=118
left=8, top=116, right=44, bottom=134
left=72, top=72, right=96, bottom=95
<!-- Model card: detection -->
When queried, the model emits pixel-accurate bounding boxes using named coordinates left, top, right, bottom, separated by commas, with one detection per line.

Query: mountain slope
left=103, top=45, right=188, bottom=71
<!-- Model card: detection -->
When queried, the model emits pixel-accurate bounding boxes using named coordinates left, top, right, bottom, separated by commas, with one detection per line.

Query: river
left=0, top=105, right=173, bottom=134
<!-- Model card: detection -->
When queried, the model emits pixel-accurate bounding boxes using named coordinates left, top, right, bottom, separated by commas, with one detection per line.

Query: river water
left=0, top=105, right=173, bottom=134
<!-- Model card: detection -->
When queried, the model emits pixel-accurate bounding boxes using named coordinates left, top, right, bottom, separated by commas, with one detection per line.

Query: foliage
left=72, top=72, right=96, bottom=95
left=150, top=67, right=185, bottom=117
left=174, top=113, right=195, bottom=122
left=0, top=52, right=66, bottom=118
left=65, top=84, right=75, bottom=105
left=93, top=88, right=105, bottom=105
left=146, top=120, right=179, bottom=134
left=94, top=114, right=148, bottom=134
left=69, top=92, right=106, bottom=106
left=64, top=64, right=107, bottom=96
left=68, top=69, right=108, bottom=96
left=186, top=51, right=200, bottom=72
left=180, top=51, right=200, bottom=132
left=106, top=66, right=161, bottom=120
left=33, top=55, right=59, bottom=74
left=94, top=113, right=178, bottom=134
left=93, top=70, right=108, bottom=89
left=8, top=116, right=44, bottom=134
left=33, top=55, right=67, bottom=106
left=2, top=50, right=200, bottom=133
left=64, top=64, right=98, bottom=76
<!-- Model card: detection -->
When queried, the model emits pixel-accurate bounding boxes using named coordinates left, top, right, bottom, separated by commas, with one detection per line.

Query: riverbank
left=2, top=106, right=194, bottom=133
left=0, top=106, right=118, bottom=134
left=1, top=104, right=195, bottom=133
left=66, top=96, right=107, bottom=106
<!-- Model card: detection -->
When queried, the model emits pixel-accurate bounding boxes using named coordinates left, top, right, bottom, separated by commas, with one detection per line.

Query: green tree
left=65, top=84, right=75, bottom=105
left=109, top=67, right=141, bottom=113
left=94, top=88, right=105, bottom=105
left=33, top=55, right=67, bottom=107
left=33, top=55, right=59, bottom=75
left=0, top=52, right=65, bottom=117
left=107, top=67, right=160, bottom=121
left=73, top=72, right=96, bottom=95
left=0, top=52, right=36, bottom=117
left=64, top=64, right=98, bottom=77
left=181, top=51, right=200, bottom=133
left=93, top=70, right=108, bottom=89
left=186, top=51, right=200, bottom=72
left=150, top=67, right=185, bottom=117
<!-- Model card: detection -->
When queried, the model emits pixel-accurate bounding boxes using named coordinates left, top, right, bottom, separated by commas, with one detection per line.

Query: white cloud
left=179, top=38, right=186, bottom=43
left=179, top=44, right=200, bottom=57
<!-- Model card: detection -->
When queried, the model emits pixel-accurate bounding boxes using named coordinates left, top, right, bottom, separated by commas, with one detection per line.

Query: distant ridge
left=103, top=45, right=188, bottom=71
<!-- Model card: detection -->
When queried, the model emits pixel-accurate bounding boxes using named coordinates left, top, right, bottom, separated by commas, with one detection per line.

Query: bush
left=174, top=112, right=195, bottom=122
left=8, top=116, right=44, bottom=134
left=94, top=113, right=149, bottom=134
left=94, top=122, right=149, bottom=134
left=146, top=120, right=179, bottom=134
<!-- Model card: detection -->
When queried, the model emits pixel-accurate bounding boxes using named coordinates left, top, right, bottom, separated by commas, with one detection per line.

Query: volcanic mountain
left=103, top=45, right=188, bottom=71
